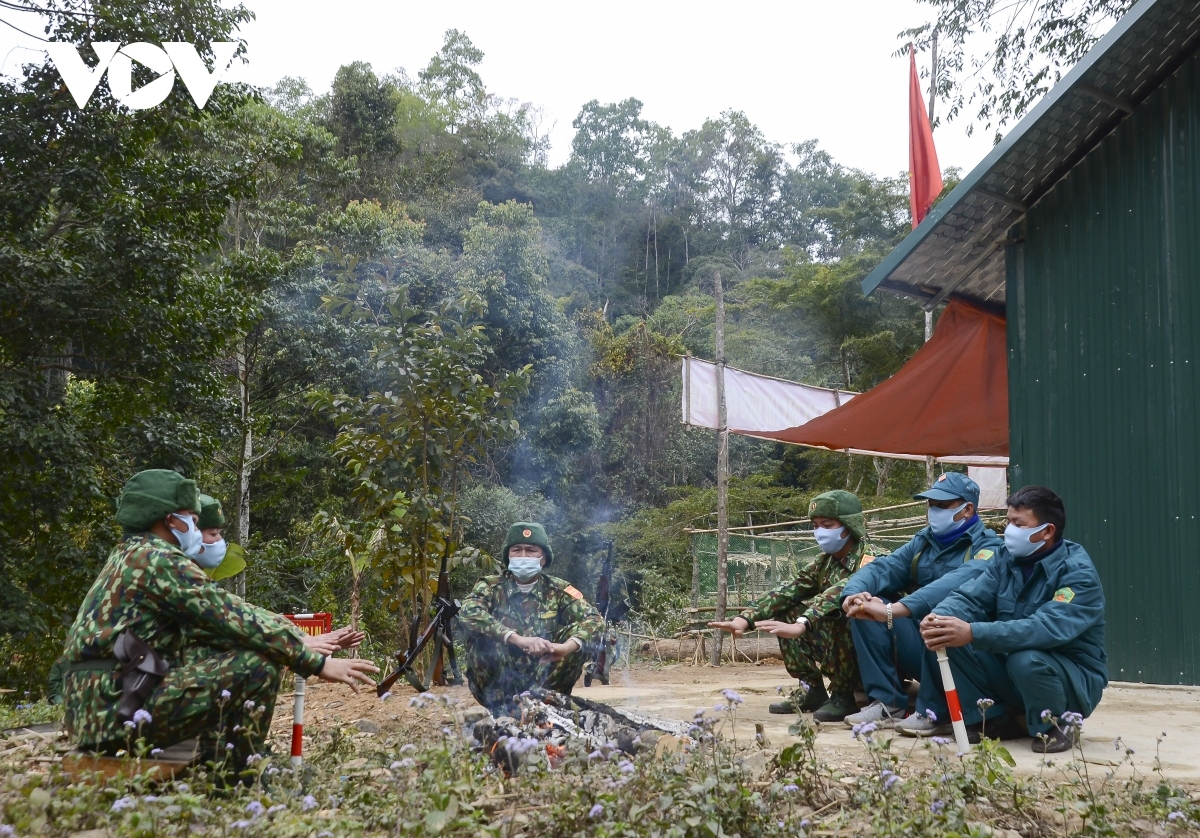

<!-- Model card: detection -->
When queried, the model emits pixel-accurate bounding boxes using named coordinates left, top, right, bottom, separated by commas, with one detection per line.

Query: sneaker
left=1031, top=727, right=1077, bottom=754
left=767, top=700, right=795, bottom=715
left=812, top=694, right=858, bottom=723
left=843, top=701, right=906, bottom=729
left=897, top=712, right=952, bottom=738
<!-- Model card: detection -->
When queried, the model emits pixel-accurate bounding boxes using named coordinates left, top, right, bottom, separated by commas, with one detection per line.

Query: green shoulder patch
left=1053, top=587, right=1076, bottom=603
left=972, top=549, right=995, bottom=561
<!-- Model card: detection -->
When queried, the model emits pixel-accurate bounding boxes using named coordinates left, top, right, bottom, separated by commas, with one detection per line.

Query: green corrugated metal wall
left=1008, top=48, right=1200, bottom=684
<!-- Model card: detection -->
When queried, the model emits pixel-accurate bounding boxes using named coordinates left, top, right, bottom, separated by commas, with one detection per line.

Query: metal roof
left=862, top=0, right=1200, bottom=308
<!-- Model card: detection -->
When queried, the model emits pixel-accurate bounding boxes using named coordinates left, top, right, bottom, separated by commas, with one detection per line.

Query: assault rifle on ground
left=583, top=540, right=620, bottom=686
left=376, top=552, right=461, bottom=696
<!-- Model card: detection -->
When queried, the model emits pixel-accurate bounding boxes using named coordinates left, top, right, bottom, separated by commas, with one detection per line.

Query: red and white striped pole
left=291, top=676, right=306, bottom=766
left=935, top=649, right=970, bottom=755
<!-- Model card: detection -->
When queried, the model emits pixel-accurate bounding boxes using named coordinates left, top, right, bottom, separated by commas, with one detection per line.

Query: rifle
left=376, top=552, right=461, bottom=696
left=583, top=540, right=618, bottom=687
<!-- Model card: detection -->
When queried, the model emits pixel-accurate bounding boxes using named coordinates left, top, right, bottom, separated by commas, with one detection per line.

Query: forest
left=0, top=0, right=1126, bottom=693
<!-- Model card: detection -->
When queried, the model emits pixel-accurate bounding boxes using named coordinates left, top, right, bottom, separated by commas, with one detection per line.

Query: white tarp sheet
left=681, top=357, right=852, bottom=433
left=681, top=357, right=1009, bottom=468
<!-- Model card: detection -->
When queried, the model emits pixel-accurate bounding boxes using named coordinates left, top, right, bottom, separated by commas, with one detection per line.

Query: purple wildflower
left=714, top=702, right=727, bottom=713
left=111, top=796, right=137, bottom=812
left=880, top=769, right=899, bottom=791
left=931, top=800, right=945, bottom=814
left=589, top=803, right=604, bottom=818
left=976, top=698, right=995, bottom=711
left=1169, top=812, right=1185, bottom=822
left=123, top=720, right=136, bottom=729
left=618, top=760, right=635, bottom=773
left=782, top=783, right=799, bottom=794
left=379, top=691, right=392, bottom=702
left=220, top=689, right=232, bottom=701
left=925, top=708, right=937, bottom=722
left=301, top=795, right=318, bottom=811
left=0, top=826, right=13, bottom=837
left=931, top=736, right=952, bottom=746
left=150, top=748, right=164, bottom=757
left=246, top=801, right=265, bottom=818
left=226, top=743, right=234, bottom=751
left=267, top=805, right=285, bottom=816
left=1041, top=709, right=1053, bottom=722
left=400, top=743, right=417, bottom=754
left=720, top=688, right=744, bottom=705
left=132, top=708, right=152, bottom=726
left=231, top=819, right=252, bottom=829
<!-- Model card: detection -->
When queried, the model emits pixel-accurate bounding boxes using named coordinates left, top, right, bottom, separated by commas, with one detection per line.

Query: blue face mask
left=169, top=513, right=204, bottom=558
left=1004, top=522, right=1050, bottom=558
left=508, top=557, right=542, bottom=582
left=814, top=525, right=850, bottom=555
left=928, top=503, right=968, bottom=535
left=194, top=537, right=227, bottom=569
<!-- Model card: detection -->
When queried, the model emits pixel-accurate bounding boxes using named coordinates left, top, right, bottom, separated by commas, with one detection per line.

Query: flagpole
left=711, top=271, right=729, bottom=667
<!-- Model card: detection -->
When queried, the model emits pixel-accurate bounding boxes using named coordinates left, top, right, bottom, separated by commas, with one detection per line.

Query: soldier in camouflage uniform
left=710, top=490, right=868, bottom=722
left=458, top=522, right=604, bottom=711
left=60, top=470, right=377, bottom=769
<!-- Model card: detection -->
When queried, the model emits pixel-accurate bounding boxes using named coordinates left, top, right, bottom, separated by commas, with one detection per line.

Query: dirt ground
left=274, top=661, right=1200, bottom=780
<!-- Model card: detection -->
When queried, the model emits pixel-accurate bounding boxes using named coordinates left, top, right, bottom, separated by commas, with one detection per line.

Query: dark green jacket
left=934, top=539, right=1108, bottom=705
left=458, top=572, right=604, bottom=646
left=840, top=518, right=1003, bottom=619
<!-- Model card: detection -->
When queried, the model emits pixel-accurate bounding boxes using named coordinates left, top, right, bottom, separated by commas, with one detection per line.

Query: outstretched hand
left=317, top=657, right=379, bottom=693
left=754, top=619, right=805, bottom=639
left=707, top=616, right=749, bottom=638
left=303, top=627, right=366, bottom=655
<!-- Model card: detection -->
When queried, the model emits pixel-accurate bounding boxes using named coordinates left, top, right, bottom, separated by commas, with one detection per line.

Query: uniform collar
left=830, top=539, right=865, bottom=569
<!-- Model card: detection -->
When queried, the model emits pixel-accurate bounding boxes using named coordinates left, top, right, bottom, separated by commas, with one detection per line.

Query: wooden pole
left=927, top=31, right=939, bottom=125
left=711, top=271, right=729, bottom=667
left=924, top=310, right=935, bottom=485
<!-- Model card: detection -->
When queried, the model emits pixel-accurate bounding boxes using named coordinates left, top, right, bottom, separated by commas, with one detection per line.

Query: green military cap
left=197, top=494, right=225, bottom=530
left=502, top=521, right=554, bottom=567
left=115, top=469, right=199, bottom=533
left=808, top=489, right=866, bottom=543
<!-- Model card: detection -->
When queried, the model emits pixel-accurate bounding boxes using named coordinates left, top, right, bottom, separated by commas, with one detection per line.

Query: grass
left=1, top=694, right=1199, bottom=836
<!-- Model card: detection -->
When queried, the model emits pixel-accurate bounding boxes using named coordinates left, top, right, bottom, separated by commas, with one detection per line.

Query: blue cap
left=913, top=472, right=980, bottom=506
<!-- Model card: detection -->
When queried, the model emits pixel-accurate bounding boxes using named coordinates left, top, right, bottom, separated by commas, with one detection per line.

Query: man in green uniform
left=60, top=470, right=378, bottom=768
left=709, top=490, right=867, bottom=722
left=906, top=486, right=1107, bottom=753
left=840, top=473, right=1003, bottom=728
left=458, top=522, right=604, bottom=711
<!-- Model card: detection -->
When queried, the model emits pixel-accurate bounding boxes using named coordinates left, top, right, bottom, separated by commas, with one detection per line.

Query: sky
left=0, top=0, right=1005, bottom=179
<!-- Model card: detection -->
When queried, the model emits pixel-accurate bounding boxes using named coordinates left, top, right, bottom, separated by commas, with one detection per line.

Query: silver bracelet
left=886, top=603, right=894, bottom=631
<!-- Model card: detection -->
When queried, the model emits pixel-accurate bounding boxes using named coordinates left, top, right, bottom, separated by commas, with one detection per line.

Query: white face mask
left=814, top=525, right=850, bottom=555
left=1004, top=522, right=1050, bottom=558
left=928, top=503, right=969, bottom=535
left=194, top=537, right=227, bottom=569
left=169, top=513, right=204, bottom=558
left=508, top=556, right=543, bottom=582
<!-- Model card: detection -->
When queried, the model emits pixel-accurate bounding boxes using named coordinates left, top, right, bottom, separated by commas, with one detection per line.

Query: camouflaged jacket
left=62, top=535, right=325, bottom=742
left=741, top=540, right=868, bottom=628
left=458, top=572, right=604, bottom=645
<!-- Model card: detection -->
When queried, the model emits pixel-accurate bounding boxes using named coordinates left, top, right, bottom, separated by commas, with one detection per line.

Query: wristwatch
left=794, top=616, right=810, bottom=631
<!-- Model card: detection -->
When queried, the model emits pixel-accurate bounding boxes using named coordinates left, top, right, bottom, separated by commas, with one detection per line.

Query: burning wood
left=469, top=687, right=691, bottom=773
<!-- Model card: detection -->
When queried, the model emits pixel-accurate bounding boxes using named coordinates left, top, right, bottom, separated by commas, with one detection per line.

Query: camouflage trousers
left=64, top=646, right=283, bottom=770
left=462, top=627, right=585, bottom=711
left=774, top=607, right=861, bottom=700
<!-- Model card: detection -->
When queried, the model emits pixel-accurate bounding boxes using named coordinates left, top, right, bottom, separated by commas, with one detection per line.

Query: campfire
left=469, top=687, right=692, bottom=773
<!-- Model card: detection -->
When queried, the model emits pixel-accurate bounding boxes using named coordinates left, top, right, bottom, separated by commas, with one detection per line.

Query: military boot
left=769, top=681, right=827, bottom=715
left=812, top=693, right=857, bottom=723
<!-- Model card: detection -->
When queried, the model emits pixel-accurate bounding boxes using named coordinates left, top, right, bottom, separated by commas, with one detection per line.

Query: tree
left=0, top=0, right=262, bottom=689
left=904, top=0, right=1135, bottom=137
left=316, top=283, right=529, bottom=648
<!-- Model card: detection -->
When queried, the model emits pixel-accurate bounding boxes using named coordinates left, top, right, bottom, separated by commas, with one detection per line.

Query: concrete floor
left=587, top=662, right=1200, bottom=780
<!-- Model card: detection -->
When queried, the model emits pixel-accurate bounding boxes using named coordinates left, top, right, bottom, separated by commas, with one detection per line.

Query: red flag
left=909, top=45, right=943, bottom=228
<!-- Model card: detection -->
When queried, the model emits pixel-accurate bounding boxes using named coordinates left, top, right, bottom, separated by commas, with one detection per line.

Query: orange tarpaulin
left=746, top=299, right=1008, bottom=458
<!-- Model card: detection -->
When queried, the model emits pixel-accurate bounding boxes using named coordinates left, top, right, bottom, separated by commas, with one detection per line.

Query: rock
left=368, top=767, right=393, bottom=779
left=325, top=701, right=344, bottom=709
left=353, top=719, right=380, bottom=734
left=654, top=735, right=684, bottom=756
left=461, top=707, right=489, bottom=725
left=738, top=750, right=769, bottom=778
left=341, top=758, right=368, bottom=769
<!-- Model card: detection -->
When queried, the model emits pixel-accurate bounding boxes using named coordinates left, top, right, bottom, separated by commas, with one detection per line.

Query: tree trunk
left=234, top=341, right=252, bottom=598
left=874, top=457, right=894, bottom=497
left=711, top=271, right=729, bottom=667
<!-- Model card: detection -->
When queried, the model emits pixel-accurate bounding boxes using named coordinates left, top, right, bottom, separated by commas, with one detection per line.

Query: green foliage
left=904, top=0, right=1135, bottom=138
left=316, top=279, right=529, bottom=630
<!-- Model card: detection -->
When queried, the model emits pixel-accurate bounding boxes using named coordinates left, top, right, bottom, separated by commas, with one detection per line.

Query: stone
left=461, top=706, right=490, bottom=725
left=353, top=719, right=380, bottom=734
